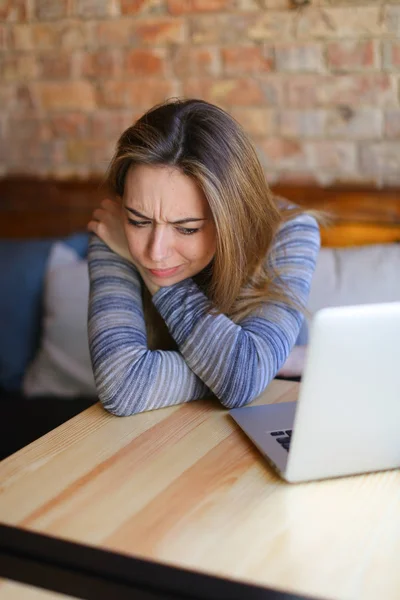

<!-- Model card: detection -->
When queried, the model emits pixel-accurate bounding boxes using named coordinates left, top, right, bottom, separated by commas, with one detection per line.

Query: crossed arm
left=87, top=214, right=320, bottom=416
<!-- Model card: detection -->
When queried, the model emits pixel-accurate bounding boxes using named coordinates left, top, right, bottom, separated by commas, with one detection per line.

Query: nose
left=147, top=225, right=172, bottom=263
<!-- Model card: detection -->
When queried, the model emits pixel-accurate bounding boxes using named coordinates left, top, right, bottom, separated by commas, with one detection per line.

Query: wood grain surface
left=0, top=380, right=399, bottom=600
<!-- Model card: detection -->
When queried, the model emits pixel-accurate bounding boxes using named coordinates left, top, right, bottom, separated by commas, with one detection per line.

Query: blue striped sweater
left=88, top=213, right=320, bottom=416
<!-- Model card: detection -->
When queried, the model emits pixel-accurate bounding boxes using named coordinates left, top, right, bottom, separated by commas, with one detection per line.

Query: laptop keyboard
left=269, top=430, right=292, bottom=452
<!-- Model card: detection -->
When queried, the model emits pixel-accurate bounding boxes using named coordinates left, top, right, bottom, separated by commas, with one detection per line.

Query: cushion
left=23, top=242, right=96, bottom=397
left=0, top=232, right=89, bottom=391
left=306, top=243, right=400, bottom=329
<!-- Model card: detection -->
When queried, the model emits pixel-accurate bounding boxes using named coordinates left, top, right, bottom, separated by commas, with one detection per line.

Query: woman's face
left=123, top=164, right=217, bottom=287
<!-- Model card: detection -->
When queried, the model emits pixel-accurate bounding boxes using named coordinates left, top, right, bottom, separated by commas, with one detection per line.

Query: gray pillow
left=307, top=243, right=400, bottom=324
left=23, top=242, right=96, bottom=397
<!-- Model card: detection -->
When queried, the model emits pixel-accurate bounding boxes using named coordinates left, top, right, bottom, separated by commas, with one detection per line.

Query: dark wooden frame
left=0, top=523, right=318, bottom=600
left=0, top=177, right=399, bottom=246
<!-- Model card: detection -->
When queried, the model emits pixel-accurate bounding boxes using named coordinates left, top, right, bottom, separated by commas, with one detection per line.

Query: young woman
left=87, top=98, right=320, bottom=416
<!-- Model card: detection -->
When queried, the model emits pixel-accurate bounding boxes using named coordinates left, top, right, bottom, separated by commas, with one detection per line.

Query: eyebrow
left=125, top=206, right=207, bottom=225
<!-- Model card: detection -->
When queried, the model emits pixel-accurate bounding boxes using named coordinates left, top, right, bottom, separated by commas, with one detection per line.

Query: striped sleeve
left=152, top=213, right=321, bottom=409
left=87, top=235, right=209, bottom=416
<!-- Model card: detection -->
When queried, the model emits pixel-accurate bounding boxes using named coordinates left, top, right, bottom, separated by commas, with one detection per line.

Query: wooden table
left=0, top=380, right=399, bottom=600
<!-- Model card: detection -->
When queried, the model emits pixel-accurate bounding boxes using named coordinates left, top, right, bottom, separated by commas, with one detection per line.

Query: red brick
left=38, top=53, right=73, bottom=79
left=10, top=24, right=32, bottom=50
left=6, top=118, right=52, bottom=162
left=74, top=0, right=111, bottom=18
left=258, top=75, right=284, bottom=107
left=120, top=0, right=144, bottom=14
left=261, top=0, right=290, bottom=7
left=384, top=110, right=400, bottom=139
left=31, top=23, right=65, bottom=49
left=230, top=107, right=275, bottom=137
left=35, top=0, right=70, bottom=20
left=247, top=12, right=294, bottom=41
left=360, top=142, right=400, bottom=184
left=306, top=141, right=357, bottom=172
left=59, top=21, right=87, bottom=49
left=90, top=111, right=134, bottom=139
left=167, top=0, right=231, bottom=15
left=183, top=78, right=264, bottom=106
left=278, top=110, right=326, bottom=138
left=66, top=140, right=92, bottom=164
left=98, top=81, right=128, bottom=108
left=124, top=48, right=167, bottom=77
left=317, top=74, right=397, bottom=108
left=274, top=43, right=324, bottom=73
left=271, top=171, right=320, bottom=186
left=383, top=41, right=400, bottom=70
left=172, top=46, right=220, bottom=77
left=0, top=85, right=15, bottom=110
left=190, top=13, right=257, bottom=45
left=48, top=113, right=88, bottom=139
left=259, top=138, right=307, bottom=170
left=327, top=40, right=377, bottom=72
left=80, top=50, right=120, bottom=78
left=15, top=84, right=37, bottom=112
left=325, top=107, right=382, bottom=140
left=0, top=24, right=8, bottom=50
left=234, top=0, right=259, bottom=10
left=99, top=80, right=177, bottom=109
left=35, top=81, right=96, bottom=111
left=1, top=55, right=38, bottom=81
left=131, top=18, right=186, bottom=45
left=125, top=79, right=178, bottom=108
left=190, top=15, right=221, bottom=44
left=66, top=139, right=116, bottom=167
left=95, top=20, right=132, bottom=46
left=297, top=7, right=382, bottom=39
left=120, top=0, right=163, bottom=15
left=384, top=5, right=400, bottom=36
left=221, top=46, right=274, bottom=74
left=0, top=0, right=27, bottom=21
left=284, top=75, right=320, bottom=108
left=89, top=141, right=115, bottom=168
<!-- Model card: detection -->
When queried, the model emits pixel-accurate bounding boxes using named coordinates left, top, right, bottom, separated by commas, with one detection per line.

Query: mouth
left=147, top=266, right=183, bottom=279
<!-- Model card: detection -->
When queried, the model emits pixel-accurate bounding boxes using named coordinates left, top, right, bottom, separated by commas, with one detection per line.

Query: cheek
left=182, top=234, right=216, bottom=263
left=125, top=228, right=143, bottom=259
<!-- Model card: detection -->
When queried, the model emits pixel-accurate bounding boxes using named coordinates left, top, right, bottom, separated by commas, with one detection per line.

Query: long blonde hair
left=106, top=98, right=317, bottom=323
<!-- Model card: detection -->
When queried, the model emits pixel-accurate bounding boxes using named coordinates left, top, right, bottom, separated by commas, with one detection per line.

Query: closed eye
left=176, top=227, right=200, bottom=235
left=128, top=218, right=151, bottom=228
left=128, top=218, right=200, bottom=235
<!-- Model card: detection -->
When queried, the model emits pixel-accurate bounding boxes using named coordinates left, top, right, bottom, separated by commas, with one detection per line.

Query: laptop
left=230, top=302, right=400, bottom=483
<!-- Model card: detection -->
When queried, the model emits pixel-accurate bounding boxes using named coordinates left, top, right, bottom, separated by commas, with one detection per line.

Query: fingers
left=92, top=207, right=105, bottom=222
left=88, top=198, right=121, bottom=235
left=101, top=198, right=121, bottom=213
left=87, top=220, right=99, bottom=234
left=91, top=199, right=120, bottom=222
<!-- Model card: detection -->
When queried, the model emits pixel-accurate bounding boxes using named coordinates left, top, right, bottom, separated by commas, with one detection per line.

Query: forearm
left=153, top=282, right=301, bottom=408
left=88, top=236, right=209, bottom=416
left=153, top=214, right=320, bottom=408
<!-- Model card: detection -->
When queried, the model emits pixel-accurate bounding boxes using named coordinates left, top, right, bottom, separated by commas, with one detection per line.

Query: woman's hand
left=88, top=199, right=160, bottom=296
left=88, top=199, right=132, bottom=263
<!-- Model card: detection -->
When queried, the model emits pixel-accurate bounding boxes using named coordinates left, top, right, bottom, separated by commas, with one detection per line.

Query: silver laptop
left=230, top=302, right=400, bottom=483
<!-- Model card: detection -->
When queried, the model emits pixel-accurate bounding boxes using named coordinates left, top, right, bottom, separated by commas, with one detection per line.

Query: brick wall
left=1, top=0, right=400, bottom=185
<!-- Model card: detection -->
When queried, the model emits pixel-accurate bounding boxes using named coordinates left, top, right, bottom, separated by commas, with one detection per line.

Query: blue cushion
left=0, top=232, right=89, bottom=391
